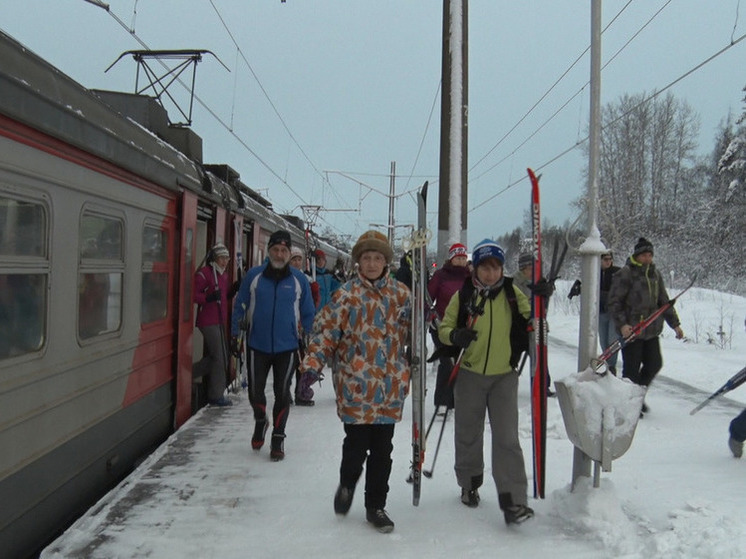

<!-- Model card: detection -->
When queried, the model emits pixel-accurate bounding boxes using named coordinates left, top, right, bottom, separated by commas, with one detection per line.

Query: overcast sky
left=2, top=1, right=745, bottom=252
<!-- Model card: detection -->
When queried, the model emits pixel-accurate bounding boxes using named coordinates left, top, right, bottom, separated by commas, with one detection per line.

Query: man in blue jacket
left=231, top=230, right=316, bottom=461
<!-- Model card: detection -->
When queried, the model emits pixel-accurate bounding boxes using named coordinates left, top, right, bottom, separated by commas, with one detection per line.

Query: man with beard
left=231, top=230, right=316, bottom=461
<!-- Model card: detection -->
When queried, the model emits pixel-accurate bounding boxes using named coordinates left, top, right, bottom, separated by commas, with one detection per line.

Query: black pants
left=340, top=423, right=395, bottom=510
left=430, top=329, right=455, bottom=409
left=730, top=409, right=746, bottom=442
left=247, top=348, right=297, bottom=434
left=621, top=337, right=662, bottom=386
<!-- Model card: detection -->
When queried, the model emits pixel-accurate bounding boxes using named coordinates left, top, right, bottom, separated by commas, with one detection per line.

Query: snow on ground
left=42, top=282, right=746, bottom=558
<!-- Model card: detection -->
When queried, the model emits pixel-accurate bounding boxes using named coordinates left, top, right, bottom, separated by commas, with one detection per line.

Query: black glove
left=568, top=279, right=582, bottom=299
left=206, top=289, right=221, bottom=302
left=450, top=328, right=478, bottom=349
left=230, top=337, right=242, bottom=357
left=530, top=278, right=554, bottom=298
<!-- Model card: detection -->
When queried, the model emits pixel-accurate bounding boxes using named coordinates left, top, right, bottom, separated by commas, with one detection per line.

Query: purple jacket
left=193, top=264, right=231, bottom=328
left=428, top=262, right=471, bottom=319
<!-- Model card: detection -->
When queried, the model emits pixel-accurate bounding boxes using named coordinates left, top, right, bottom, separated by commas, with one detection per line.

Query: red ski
left=527, top=168, right=547, bottom=499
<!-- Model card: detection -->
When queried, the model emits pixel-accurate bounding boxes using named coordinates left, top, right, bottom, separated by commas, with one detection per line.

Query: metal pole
left=388, top=161, right=396, bottom=247
left=571, top=0, right=605, bottom=490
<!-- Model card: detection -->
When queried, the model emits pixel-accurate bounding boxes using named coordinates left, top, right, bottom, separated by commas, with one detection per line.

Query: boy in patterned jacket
left=300, top=230, right=411, bottom=534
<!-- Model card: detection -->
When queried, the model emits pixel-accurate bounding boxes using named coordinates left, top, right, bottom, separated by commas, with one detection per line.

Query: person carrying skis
left=312, top=249, right=341, bottom=310
left=728, top=317, right=746, bottom=458
left=438, top=239, right=535, bottom=525
left=299, top=230, right=411, bottom=534
left=599, top=249, right=622, bottom=375
left=230, top=230, right=316, bottom=461
left=193, top=243, right=235, bottom=407
left=289, top=246, right=317, bottom=406
left=607, top=237, right=684, bottom=414
left=427, top=243, right=471, bottom=410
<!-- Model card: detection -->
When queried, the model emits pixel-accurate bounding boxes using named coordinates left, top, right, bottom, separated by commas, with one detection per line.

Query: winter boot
left=270, top=433, right=286, bottom=461
left=334, top=485, right=355, bottom=515
left=251, top=417, right=269, bottom=450
left=366, top=508, right=394, bottom=533
left=729, top=436, right=744, bottom=458
left=503, top=504, right=535, bottom=525
left=461, top=488, right=480, bottom=508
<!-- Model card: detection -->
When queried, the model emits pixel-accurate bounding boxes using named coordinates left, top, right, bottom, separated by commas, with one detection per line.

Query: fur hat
left=211, top=243, right=230, bottom=259
left=351, top=230, right=394, bottom=263
left=472, top=239, right=505, bottom=268
left=268, top=230, right=292, bottom=249
left=448, top=243, right=468, bottom=261
left=518, top=253, right=533, bottom=270
left=633, top=237, right=654, bottom=257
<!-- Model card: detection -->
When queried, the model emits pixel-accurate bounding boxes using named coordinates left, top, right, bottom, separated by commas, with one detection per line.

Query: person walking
left=231, top=230, right=316, bottom=461
left=312, top=249, right=341, bottom=310
left=289, top=246, right=317, bottom=406
left=427, top=243, right=471, bottom=410
left=438, top=239, right=534, bottom=526
left=299, top=230, right=411, bottom=533
left=598, top=249, right=621, bottom=374
left=193, top=243, right=234, bottom=407
left=607, top=237, right=684, bottom=415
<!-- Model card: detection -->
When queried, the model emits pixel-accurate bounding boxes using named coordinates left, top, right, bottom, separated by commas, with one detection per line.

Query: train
left=0, top=30, right=348, bottom=559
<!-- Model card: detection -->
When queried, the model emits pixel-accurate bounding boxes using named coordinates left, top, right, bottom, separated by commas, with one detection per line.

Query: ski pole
left=423, top=407, right=450, bottom=478
left=690, top=365, right=746, bottom=415
left=212, top=262, right=231, bottom=395
left=447, top=289, right=489, bottom=386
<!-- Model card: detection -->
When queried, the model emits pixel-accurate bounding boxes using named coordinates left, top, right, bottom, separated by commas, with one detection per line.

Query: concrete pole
left=437, top=0, right=468, bottom=265
left=571, top=0, right=607, bottom=490
left=388, top=161, right=396, bottom=246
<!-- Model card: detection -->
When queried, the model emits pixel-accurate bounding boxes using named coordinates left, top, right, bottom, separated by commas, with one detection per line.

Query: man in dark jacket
left=231, top=230, right=316, bottom=460
left=608, top=237, right=684, bottom=413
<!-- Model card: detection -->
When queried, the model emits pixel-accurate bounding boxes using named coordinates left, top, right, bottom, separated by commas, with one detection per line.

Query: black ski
left=690, top=365, right=746, bottom=415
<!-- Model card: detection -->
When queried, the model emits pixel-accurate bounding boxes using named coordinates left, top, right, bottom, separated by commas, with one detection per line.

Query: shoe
left=503, top=504, right=534, bottom=525
left=295, top=397, right=315, bottom=407
left=270, top=433, right=285, bottom=461
left=208, top=396, right=233, bottom=407
left=546, top=388, right=556, bottom=398
left=641, top=402, right=649, bottom=414
left=461, top=488, right=480, bottom=508
left=366, top=508, right=394, bottom=533
left=251, top=418, right=269, bottom=450
left=729, top=436, right=744, bottom=458
left=333, top=485, right=354, bottom=515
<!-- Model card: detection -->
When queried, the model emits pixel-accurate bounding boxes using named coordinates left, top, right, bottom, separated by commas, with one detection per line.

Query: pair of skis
left=409, top=181, right=430, bottom=506
left=527, top=168, right=568, bottom=500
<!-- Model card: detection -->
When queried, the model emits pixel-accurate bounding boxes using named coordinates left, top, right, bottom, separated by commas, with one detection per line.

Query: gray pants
left=194, top=324, right=227, bottom=401
left=454, top=368, right=528, bottom=506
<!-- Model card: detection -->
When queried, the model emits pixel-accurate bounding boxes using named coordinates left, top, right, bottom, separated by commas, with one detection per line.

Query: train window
left=78, top=213, right=123, bottom=340
left=141, top=225, right=168, bottom=324
left=0, top=198, right=46, bottom=257
left=0, top=274, right=47, bottom=359
left=0, top=195, right=48, bottom=360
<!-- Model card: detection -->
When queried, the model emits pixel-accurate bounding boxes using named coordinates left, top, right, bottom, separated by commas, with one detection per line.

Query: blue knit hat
left=472, top=239, right=505, bottom=268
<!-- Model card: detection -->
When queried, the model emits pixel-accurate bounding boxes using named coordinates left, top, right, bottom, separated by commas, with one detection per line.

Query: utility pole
left=437, top=0, right=468, bottom=265
left=388, top=161, right=396, bottom=246
left=571, top=0, right=606, bottom=489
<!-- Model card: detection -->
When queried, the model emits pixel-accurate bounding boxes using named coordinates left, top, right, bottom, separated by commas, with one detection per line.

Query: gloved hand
left=301, top=370, right=324, bottom=390
left=230, top=336, right=243, bottom=357
left=530, top=278, right=554, bottom=298
left=449, top=328, right=478, bottom=349
left=206, top=289, right=221, bottom=302
left=568, top=279, right=581, bottom=299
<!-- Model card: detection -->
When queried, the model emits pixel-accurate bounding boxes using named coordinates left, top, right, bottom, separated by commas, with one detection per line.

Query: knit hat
left=211, top=243, right=230, bottom=259
left=314, top=248, right=326, bottom=259
left=290, top=246, right=304, bottom=259
left=351, top=230, right=394, bottom=263
left=268, top=230, right=292, bottom=249
left=633, top=237, right=654, bottom=257
left=471, top=239, right=505, bottom=268
left=448, top=243, right=468, bottom=261
left=518, top=253, right=533, bottom=270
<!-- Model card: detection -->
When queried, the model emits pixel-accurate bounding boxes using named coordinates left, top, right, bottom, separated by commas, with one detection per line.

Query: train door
left=174, top=191, right=197, bottom=428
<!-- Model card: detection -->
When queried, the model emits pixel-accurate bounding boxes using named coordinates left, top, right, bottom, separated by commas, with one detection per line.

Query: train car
left=0, top=31, right=346, bottom=559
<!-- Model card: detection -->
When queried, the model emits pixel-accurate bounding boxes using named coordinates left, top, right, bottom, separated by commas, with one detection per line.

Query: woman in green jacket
left=438, top=239, right=534, bottom=526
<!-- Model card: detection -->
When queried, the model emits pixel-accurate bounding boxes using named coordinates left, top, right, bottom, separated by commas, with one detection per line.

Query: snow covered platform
left=40, top=300, right=746, bottom=559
